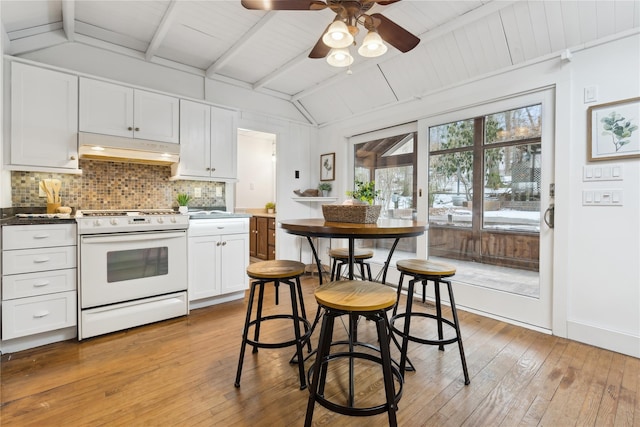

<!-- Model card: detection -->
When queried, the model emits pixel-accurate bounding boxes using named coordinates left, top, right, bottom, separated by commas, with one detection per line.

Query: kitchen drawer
left=2, top=291, right=77, bottom=340
left=3, top=224, right=77, bottom=249
left=188, top=219, right=249, bottom=237
left=268, top=219, right=276, bottom=229
left=3, top=268, right=76, bottom=300
left=3, top=246, right=77, bottom=275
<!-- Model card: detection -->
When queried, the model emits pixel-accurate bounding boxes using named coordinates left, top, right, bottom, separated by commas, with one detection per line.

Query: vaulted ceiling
left=2, top=1, right=639, bottom=126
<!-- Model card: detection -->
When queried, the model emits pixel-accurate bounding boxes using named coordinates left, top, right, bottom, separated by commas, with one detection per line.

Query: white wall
left=316, top=34, right=640, bottom=357
left=235, top=132, right=275, bottom=210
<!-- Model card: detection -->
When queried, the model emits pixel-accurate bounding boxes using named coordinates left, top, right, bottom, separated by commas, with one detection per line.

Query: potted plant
left=318, top=182, right=332, bottom=197
left=346, top=180, right=380, bottom=205
left=265, top=202, right=275, bottom=214
left=176, top=193, right=191, bottom=214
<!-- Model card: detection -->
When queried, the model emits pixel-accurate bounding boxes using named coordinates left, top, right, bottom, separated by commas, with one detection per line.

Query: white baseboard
left=567, top=320, right=640, bottom=358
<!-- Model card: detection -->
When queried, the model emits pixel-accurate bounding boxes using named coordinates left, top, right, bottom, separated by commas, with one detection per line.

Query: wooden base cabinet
left=250, top=215, right=275, bottom=260
left=188, top=219, right=249, bottom=303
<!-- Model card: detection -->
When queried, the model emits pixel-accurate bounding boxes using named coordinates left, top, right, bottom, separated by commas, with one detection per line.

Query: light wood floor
left=1, top=275, right=639, bottom=426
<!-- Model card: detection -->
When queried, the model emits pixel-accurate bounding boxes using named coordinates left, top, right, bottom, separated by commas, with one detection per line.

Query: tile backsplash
left=11, top=159, right=226, bottom=210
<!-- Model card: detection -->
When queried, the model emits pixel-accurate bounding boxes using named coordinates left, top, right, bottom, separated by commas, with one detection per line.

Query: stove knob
left=93, top=219, right=102, bottom=227
left=110, top=219, right=119, bottom=226
left=170, top=217, right=177, bottom=223
left=157, top=217, right=164, bottom=224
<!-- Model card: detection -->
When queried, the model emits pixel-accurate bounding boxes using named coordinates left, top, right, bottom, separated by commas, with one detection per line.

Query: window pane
left=486, top=104, right=542, bottom=144
left=483, top=143, right=541, bottom=231
left=428, top=152, right=473, bottom=228
left=429, top=119, right=474, bottom=152
left=375, top=166, right=414, bottom=219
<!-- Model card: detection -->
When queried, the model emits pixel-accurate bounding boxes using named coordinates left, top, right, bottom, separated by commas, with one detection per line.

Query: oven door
left=80, top=230, right=187, bottom=308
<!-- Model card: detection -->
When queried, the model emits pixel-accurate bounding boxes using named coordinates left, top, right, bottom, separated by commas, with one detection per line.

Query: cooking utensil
left=40, top=180, right=52, bottom=203
left=51, top=179, right=61, bottom=203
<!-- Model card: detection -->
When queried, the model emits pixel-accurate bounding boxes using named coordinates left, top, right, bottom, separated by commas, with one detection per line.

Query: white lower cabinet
left=188, top=219, right=249, bottom=305
left=2, top=224, right=77, bottom=346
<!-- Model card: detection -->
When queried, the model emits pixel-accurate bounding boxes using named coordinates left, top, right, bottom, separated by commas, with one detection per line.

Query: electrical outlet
left=194, top=187, right=202, bottom=198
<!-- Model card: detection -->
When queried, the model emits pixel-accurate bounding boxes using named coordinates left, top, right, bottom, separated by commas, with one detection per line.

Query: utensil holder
left=47, top=203, right=61, bottom=214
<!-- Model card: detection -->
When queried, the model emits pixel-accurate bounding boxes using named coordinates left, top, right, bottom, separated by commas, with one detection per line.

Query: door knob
left=544, top=204, right=555, bottom=228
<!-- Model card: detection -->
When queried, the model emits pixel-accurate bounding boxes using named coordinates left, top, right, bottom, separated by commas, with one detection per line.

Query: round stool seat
left=246, top=260, right=305, bottom=280
left=315, top=280, right=396, bottom=312
left=396, top=259, right=456, bottom=277
left=329, top=247, right=374, bottom=260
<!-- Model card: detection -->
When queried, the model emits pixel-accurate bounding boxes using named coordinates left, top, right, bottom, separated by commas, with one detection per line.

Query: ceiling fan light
left=358, top=30, right=388, bottom=58
left=322, top=20, right=354, bottom=48
left=326, top=48, right=354, bottom=67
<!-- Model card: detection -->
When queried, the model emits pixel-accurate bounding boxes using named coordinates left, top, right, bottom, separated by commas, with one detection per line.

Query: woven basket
left=322, top=204, right=381, bottom=224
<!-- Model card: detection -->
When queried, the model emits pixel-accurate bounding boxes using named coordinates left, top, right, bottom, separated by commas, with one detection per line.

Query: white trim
left=567, top=320, right=640, bottom=358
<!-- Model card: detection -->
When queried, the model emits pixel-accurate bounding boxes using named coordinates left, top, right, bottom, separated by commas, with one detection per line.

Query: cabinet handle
left=211, top=168, right=216, bottom=172
left=33, top=310, right=50, bottom=318
left=222, top=241, right=227, bottom=246
left=135, top=127, right=140, bottom=132
left=128, top=127, right=133, bottom=131
left=70, top=155, right=76, bottom=160
left=33, top=281, right=50, bottom=287
left=216, top=242, right=221, bottom=246
left=206, top=167, right=210, bottom=171
left=33, top=257, right=51, bottom=263
left=33, top=234, right=50, bottom=239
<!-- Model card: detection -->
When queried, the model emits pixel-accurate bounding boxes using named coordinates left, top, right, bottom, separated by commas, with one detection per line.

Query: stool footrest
left=308, top=351, right=403, bottom=417
left=390, top=312, right=460, bottom=346
left=245, top=314, right=312, bottom=349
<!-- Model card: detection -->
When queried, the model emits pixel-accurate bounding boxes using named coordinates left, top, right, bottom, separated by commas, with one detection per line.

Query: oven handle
left=81, top=231, right=186, bottom=244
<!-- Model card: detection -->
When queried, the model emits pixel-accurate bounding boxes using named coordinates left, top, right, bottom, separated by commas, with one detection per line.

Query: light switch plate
left=583, top=164, right=623, bottom=181
left=582, top=189, right=623, bottom=206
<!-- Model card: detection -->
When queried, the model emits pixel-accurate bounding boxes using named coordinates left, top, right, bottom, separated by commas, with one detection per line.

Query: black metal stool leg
left=305, top=312, right=335, bottom=427
left=287, top=279, right=307, bottom=390
left=399, top=277, right=417, bottom=377
left=252, top=280, right=267, bottom=353
left=445, top=279, right=470, bottom=385
left=294, top=276, right=312, bottom=352
left=393, top=272, right=405, bottom=317
left=330, top=258, right=337, bottom=281
left=375, top=311, right=398, bottom=426
left=235, top=280, right=259, bottom=387
left=434, top=279, right=445, bottom=351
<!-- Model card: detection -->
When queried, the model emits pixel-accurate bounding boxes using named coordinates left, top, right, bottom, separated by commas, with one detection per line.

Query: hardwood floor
left=1, top=275, right=638, bottom=426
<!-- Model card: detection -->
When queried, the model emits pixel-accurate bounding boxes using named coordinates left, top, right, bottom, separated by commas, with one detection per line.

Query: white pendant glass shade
left=326, top=48, right=354, bottom=67
left=322, top=20, right=354, bottom=49
left=358, top=30, right=388, bottom=58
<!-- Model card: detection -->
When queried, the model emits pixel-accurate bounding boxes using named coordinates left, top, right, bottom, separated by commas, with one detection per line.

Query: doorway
left=419, top=89, right=555, bottom=330
left=235, top=129, right=277, bottom=212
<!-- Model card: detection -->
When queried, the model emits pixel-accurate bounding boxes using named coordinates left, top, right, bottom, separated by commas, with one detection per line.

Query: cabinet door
left=178, top=100, right=211, bottom=177
left=79, top=78, right=134, bottom=138
left=220, top=234, right=249, bottom=294
left=188, top=235, right=220, bottom=301
left=256, top=217, right=269, bottom=260
left=249, top=217, right=257, bottom=258
left=134, top=89, right=179, bottom=143
left=10, top=62, right=79, bottom=170
left=210, top=106, right=237, bottom=179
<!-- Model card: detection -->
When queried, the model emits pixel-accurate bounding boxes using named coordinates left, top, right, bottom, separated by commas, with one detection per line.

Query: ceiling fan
left=241, top=0, right=420, bottom=66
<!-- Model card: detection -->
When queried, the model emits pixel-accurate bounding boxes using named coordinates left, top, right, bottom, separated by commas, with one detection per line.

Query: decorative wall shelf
left=292, top=197, right=338, bottom=203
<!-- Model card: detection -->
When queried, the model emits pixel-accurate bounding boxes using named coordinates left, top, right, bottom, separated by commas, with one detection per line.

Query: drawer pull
left=33, top=281, right=50, bottom=287
left=33, top=310, right=50, bottom=318
left=33, top=257, right=51, bottom=263
left=217, top=226, right=225, bottom=229
left=33, top=234, right=51, bottom=239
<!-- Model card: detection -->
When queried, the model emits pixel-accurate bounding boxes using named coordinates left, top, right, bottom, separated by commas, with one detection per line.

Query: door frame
left=417, top=87, right=555, bottom=330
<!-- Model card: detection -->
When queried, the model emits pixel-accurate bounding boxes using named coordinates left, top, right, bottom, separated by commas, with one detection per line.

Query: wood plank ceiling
left=2, top=1, right=639, bottom=126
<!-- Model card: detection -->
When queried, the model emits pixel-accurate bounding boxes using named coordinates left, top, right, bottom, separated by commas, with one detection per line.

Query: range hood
left=78, top=132, right=180, bottom=165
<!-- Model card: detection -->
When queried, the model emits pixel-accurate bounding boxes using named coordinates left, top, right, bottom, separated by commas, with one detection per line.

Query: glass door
left=421, top=89, right=555, bottom=329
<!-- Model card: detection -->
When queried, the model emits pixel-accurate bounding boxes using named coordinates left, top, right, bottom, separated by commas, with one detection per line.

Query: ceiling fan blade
left=371, top=13, right=420, bottom=53
left=241, top=0, right=326, bottom=11
left=308, top=28, right=331, bottom=58
left=365, top=0, right=402, bottom=5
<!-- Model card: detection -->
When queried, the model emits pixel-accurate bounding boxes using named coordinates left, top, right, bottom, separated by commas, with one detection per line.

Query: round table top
left=280, top=218, right=427, bottom=239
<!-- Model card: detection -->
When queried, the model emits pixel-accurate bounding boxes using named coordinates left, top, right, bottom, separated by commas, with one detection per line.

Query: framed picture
left=320, top=153, right=335, bottom=181
left=587, top=97, right=640, bottom=161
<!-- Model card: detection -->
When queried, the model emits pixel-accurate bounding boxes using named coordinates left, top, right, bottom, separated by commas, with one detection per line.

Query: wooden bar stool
left=390, top=259, right=470, bottom=385
left=235, top=260, right=311, bottom=390
left=329, top=247, right=374, bottom=281
left=304, top=280, right=403, bottom=427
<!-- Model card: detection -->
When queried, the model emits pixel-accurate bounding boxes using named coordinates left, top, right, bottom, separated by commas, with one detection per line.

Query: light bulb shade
left=326, top=48, right=354, bottom=67
left=358, top=30, right=388, bottom=58
left=322, top=20, right=354, bottom=48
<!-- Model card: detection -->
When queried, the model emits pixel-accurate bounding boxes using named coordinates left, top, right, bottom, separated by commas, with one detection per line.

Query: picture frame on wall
left=320, top=153, right=335, bottom=181
left=587, top=97, right=640, bottom=161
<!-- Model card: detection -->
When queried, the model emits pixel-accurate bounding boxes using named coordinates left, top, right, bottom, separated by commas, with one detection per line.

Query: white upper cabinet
left=9, top=62, right=79, bottom=172
left=173, top=99, right=237, bottom=181
left=79, top=78, right=179, bottom=144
